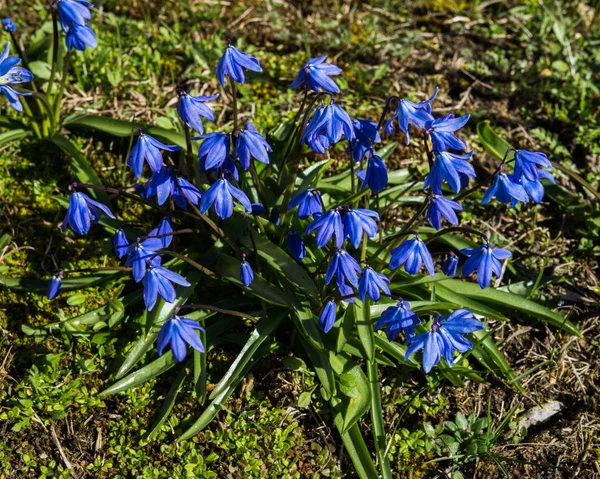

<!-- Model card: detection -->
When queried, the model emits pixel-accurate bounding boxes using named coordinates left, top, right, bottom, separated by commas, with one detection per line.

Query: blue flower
left=516, top=170, right=555, bottom=204
left=65, top=23, right=96, bottom=52
left=482, top=172, right=529, bottom=207
left=325, top=249, right=361, bottom=288
left=358, top=264, right=390, bottom=302
left=47, top=273, right=62, bottom=300
left=288, top=188, right=322, bottom=219
left=349, top=119, right=381, bottom=162
left=303, top=103, right=354, bottom=154
left=200, top=178, right=252, bottom=219
left=356, top=154, right=388, bottom=193
left=199, top=153, right=239, bottom=183
left=177, top=90, right=219, bottom=134
left=61, top=192, right=115, bottom=235
left=128, top=132, right=182, bottom=178
left=305, top=208, right=344, bottom=248
left=196, top=132, right=230, bottom=171
left=290, top=56, right=342, bottom=93
left=157, top=315, right=205, bottom=362
left=240, top=256, right=254, bottom=286
left=0, top=42, right=34, bottom=112
left=125, top=238, right=163, bottom=282
left=142, top=258, right=191, bottom=310
left=144, top=168, right=202, bottom=209
left=2, top=18, right=16, bottom=33
left=148, top=217, right=173, bottom=249
left=113, top=229, right=129, bottom=258
left=56, top=0, right=92, bottom=32
left=217, top=45, right=262, bottom=87
left=235, top=121, right=272, bottom=170
left=425, top=113, right=470, bottom=152
left=404, top=309, right=484, bottom=373
left=426, top=194, right=463, bottom=230
left=287, top=228, right=306, bottom=261
left=336, top=276, right=356, bottom=302
left=424, top=150, right=475, bottom=194
left=172, top=176, right=202, bottom=210
left=513, top=149, right=552, bottom=182
left=389, top=235, right=434, bottom=276
left=442, top=252, right=458, bottom=277
left=319, top=298, right=337, bottom=333
left=343, top=208, right=379, bottom=249
left=385, top=88, right=438, bottom=144
left=460, top=243, right=512, bottom=289
left=374, top=300, right=420, bottom=341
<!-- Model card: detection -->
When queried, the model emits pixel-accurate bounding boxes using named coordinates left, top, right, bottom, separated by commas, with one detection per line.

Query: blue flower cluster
left=56, top=0, right=97, bottom=52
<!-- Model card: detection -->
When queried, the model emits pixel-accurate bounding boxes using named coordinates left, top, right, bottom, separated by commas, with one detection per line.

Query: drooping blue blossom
left=442, top=252, right=458, bottom=277
left=358, top=264, right=390, bottom=302
left=290, top=56, right=342, bottom=93
left=142, top=258, right=191, bottom=310
left=460, top=243, right=512, bottom=289
left=356, top=154, right=388, bottom=193
left=336, top=276, right=356, bottom=303
left=144, top=168, right=202, bottom=209
left=61, top=192, right=115, bottom=235
left=424, top=113, right=470, bottom=152
left=426, top=194, right=463, bottom=230
left=325, top=249, right=361, bottom=288
left=516, top=169, right=556, bottom=205
left=128, top=132, right=181, bottom=179
left=0, top=42, right=34, bottom=112
left=65, top=23, right=96, bottom=52
left=305, top=208, right=344, bottom=248
left=113, top=229, right=129, bottom=259
left=172, top=176, right=202, bottom=210
left=404, top=309, right=484, bottom=373
left=124, top=238, right=163, bottom=282
left=157, top=315, right=205, bottom=362
left=47, top=273, right=62, bottom=300
left=196, top=131, right=230, bottom=171
left=2, top=18, right=16, bottom=33
left=177, top=90, right=219, bottom=134
left=200, top=177, right=252, bottom=219
left=385, top=88, right=438, bottom=144
left=349, top=119, right=381, bottom=162
left=288, top=188, right=322, bottom=219
left=56, top=0, right=93, bottom=32
left=287, top=228, right=306, bottom=261
left=513, top=149, right=552, bottom=182
left=200, top=153, right=239, bottom=183
left=217, top=45, right=262, bottom=87
left=303, top=103, right=354, bottom=154
left=148, top=217, right=173, bottom=249
left=235, top=121, right=272, bottom=169
left=251, top=203, right=266, bottom=216
left=319, top=298, right=337, bottom=333
left=389, top=235, right=435, bottom=276
left=424, top=150, right=476, bottom=194
left=482, top=172, right=529, bottom=207
left=374, top=300, right=420, bottom=341
left=240, top=256, right=254, bottom=286
left=343, top=208, right=379, bottom=249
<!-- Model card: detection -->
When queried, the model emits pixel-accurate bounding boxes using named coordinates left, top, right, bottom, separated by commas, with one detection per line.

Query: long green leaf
left=356, top=300, right=374, bottom=362
left=1, top=270, right=123, bottom=292
left=0, top=128, right=31, bottom=147
left=367, top=360, right=392, bottom=479
left=470, top=329, right=522, bottom=391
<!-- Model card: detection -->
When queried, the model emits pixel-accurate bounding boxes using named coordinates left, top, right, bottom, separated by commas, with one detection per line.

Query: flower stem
left=47, top=8, right=60, bottom=97
left=424, top=226, right=488, bottom=245
left=60, top=266, right=132, bottom=275
left=176, top=303, right=258, bottom=323
left=53, top=52, right=70, bottom=130
left=367, top=360, right=393, bottom=479
left=184, top=125, right=195, bottom=183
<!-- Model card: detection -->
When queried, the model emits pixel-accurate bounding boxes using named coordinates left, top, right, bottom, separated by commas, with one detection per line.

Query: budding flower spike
left=240, top=255, right=254, bottom=286
left=404, top=309, right=484, bottom=373
left=113, top=229, right=129, bottom=259
left=196, top=132, right=230, bottom=171
left=358, top=264, right=390, bottom=302
left=305, top=208, right=344, bottom=248
left=142, top=258, right=191, bottom=310
left=460, top=243, right=512, bottom=289
left=65, top=23, right=97, bottom=52
left=442, top=252, right=459, bottom=277
left=157, top=315, right=205, bottom=362
left=482, top=172, right=528, bottom=207
left=56, top=0, right=93, bottom=32
left=426, top=194, right=463, bottom=230
left=424, top=113, right=471, bottom=152
left=424, top=150, right=476, bottom=195
left=128, top=131, right=182, bottom=179
left=0, top=42, right=34, bottom=112
left=513, top=149, right=553, bottom=182
left=47, top=273, right=63, bottom=300
left=356, top=154, right=389, bottom=193
left=217, top=44, right=262, bottom=87
left=200, top=177, right=252, bottom=220
left=326, top=249, right=361, bottom=288
left=234, top=121, right=272, bottom=170
left=287, top=229, right=306, bottom=262
left=177, top=90, right=219, bottom=135
left=343, top=208, right=379, bottom=249
left=288, top=188, right=323, bottom=219
left=61, top=191, right=115, bottom=235
left=125, top=238, right=163, bottom=282
left=290, top=56, right=342, bottom=94
left=389, top=235, right=435, bottom=276
left=385, top=87, right=438, bottom=144
left=2, top=18, right=16, bottom=33
left=319, top=298, right=337, bottom=333
left=349, top=119, right=381, bottom=162
left=374, top=300, right=420, bottom=341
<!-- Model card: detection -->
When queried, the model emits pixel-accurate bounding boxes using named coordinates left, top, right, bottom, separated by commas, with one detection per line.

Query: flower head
left=65, top=23, right=96, bottom=52
left=128, top=132, right=181, bottom=178
left=326, top=249, right=361, bottom=288
left=56, top=0, right=93, bottom=32
left=389, top=235, right=434, bottom=276
left=0, top=42, right=34, bottom=112
left=235, top=121, right=272, bottom=170
left=124, top=238, right=163, bottom=282
left=424, top=113, right=470, bottom=152
left=424, top=150, right=475, bottom=195
left=113, top=229, right=129, bottom=259
left=144, top=168, right=202, bottom=209
left=157, top=315, right=205, bottom=362
left=385, top=88, right=438, bottom=144
left=305, top=208, right=344, bottom=248
left=513, top=149, right=552, bottom=182
left=290, top=56, right=342, bottom=93
left=319, top=298, right=337, bottom=333
left=517, top=169, right=555, bottom=204
left=303, top=103, right=354, bottom=154
left=356, top=154, right=388, bottom=193
left=287, top=228, right=306, bottom=261
left=288, top=188, right=322, bottom=219
left=240, top=256, right=254, bottom=286
left=47, top=273, right=63, bottom=300
left=142, top=258, right=191, bottom=310
left=482, top=172, right=528, bottom=207
left=2, top=18, right=16, bottom=33
left=177, top=90, right=218, bottom=134
left=442, top=252, right=458, bottom=277
left=374, top=300, right=420, bottom=341
left=460, top=243, right=512, bottom=289
left=200, top=177, right=252, bottom=219
left=426, top=194, right=463, bottom=230
left=217, top=45, right=262, bottom=87
left=61, top=191, right=115, bottom=235
left=358, top=264, right=390, bottom=302
left=148, top=217, right=173, bottom=249
left=343, top=208, right=379, bottom=249
left=196, top=132, right=230, bottom=171
left=349, top=119, right=381, bottom=162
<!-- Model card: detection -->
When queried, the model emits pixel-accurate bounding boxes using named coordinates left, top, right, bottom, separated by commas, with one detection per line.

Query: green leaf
left=1, top=270, right=123, bottom=292
left=297, top=391, right=312, bottom=408
left=434, top=283, right=509, bottom=321
left=335, top=423, right=378, bottom=479
left=356, top=300, right=374, bottom=362
left=0, top=128, right=31, bottom=148
left=336, top=302, right=357, bottom=353
left=332, top=352, right=371, bottom=435
left=476, top=121, right=514, bottom=162
left=470, top=329, right=522, bottom=391
left=28, top=61, right=52, bottom=80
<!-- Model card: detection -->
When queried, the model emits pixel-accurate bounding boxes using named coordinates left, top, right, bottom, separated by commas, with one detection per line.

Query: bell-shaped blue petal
left=200, top=178, right=252, bottom=220
left=124, top=238, right=163, bottom=282
left=240, top=258, right=254, bottom=286
left=389, top=235, right=435, bottom=276
left=374, top=300, right=420, bottom=341
left=47, top=274, right=62, bottom=300
left=460, top=243, right=512, bottom=289
left=147, top=217, right=173, bottom=249
left=177, top=91, right=219, bottom=134
left=288, top=188, right=323, bottom=219
left=290, top=56, right=342, bottom=93
left=56, top=0, right=93, bottom=32
left=442, top=253, right=458, bottom=277
left=113, top=229, right=129, bottom=259
left=514, top=149, right=552, bottom=182
left=235, top=121, right=272, bottom=170
left=128, top=132, right=181, bottom=178
left=426, top=194, right=463, bottom=230
left=424, top=150, right=475, bottom=194
left=217, top=45, right=262, bottom=87
left=65, top=23, right=97, bottom=52
left=516, top=170, right=555, bottom=205
left=349, top=119, right=381, bottom=162
left=142, top=260, right=191, bottom=310
left=302, top=103, right=354, bottom=153
left=305, top=208, right=344, bottom=248
left=2, top=18, right=16, bottom=32
left=385, top=88, right=438, bottom=144
left=196, top=132, right=230, bottom=171
left=157, top=315, right=205, bottom=362
left=287, top=229, right=306, bottom=261
left=319, top=299, right=337, bottom=333
left=358, top=264, right=390, bottom=302
left=61, top=192, right=115, bottom=235
left=325, top=249, right=361, bottom=288
left=481, top=172, right=529, bottom=207
left=172, top=176, right=202, bottom=210
left=343, top=208, right=379, bottom=249
left=356, top=154, right=388, bottom=193
left=425, top=113, right=470, bottom=152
